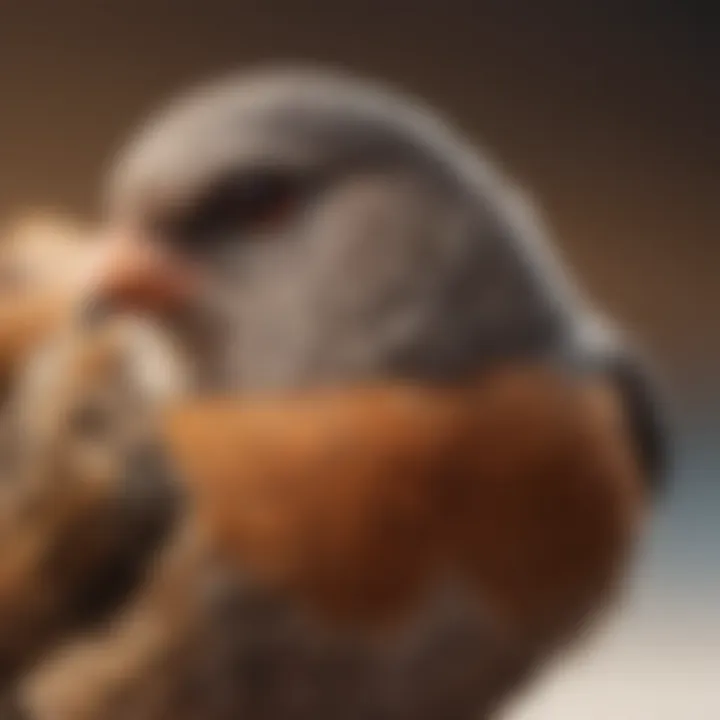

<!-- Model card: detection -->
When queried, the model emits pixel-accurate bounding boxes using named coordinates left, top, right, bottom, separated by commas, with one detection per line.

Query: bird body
left=0, top=68, right=666, bottom=719
left=9, top=350, right=644, bottom=720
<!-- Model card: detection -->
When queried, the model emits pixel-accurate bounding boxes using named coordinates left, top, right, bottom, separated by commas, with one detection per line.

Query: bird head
left=93, top=67, right=585, bottom=394
left=90, top=66, right=668, bottom=488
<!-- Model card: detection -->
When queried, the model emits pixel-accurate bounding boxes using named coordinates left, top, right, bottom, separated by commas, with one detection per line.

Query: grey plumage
left=108, top=68, right=613, bottom=393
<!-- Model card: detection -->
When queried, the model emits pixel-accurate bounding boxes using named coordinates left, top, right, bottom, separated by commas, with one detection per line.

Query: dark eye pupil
left=169, top=172, right=299, bottom=249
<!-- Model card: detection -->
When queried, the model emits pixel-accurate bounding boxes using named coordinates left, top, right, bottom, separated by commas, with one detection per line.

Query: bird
left=5, top=67, right=668, bottom=719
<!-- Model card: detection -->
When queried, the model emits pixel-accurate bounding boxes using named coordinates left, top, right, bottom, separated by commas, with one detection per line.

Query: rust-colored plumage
left=3, top=344, right=648, bottom=720
left=163, top=367, right=645, bottom=633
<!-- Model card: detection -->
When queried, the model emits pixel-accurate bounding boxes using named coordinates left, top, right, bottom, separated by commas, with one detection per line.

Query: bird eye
left=167, top=170, right=303, bottom=251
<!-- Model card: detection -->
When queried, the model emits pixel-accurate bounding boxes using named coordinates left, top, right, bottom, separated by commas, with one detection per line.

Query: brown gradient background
left=0, top=2, right=717, bottom=718
left=1, top=0, right=718, bottom=405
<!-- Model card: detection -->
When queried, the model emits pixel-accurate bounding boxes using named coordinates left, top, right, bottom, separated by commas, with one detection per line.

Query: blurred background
left=0, top=1, right=717, bottom=717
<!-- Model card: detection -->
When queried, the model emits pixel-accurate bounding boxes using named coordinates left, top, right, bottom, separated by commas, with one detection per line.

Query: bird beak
left=87, top=226, right=202, bottom=319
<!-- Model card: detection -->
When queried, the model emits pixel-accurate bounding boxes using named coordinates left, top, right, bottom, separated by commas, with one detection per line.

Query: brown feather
left=161, top=366, right=646, bottom=631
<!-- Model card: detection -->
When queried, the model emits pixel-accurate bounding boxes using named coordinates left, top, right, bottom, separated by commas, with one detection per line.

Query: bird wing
left=160, top=366, right=647, bottom=634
